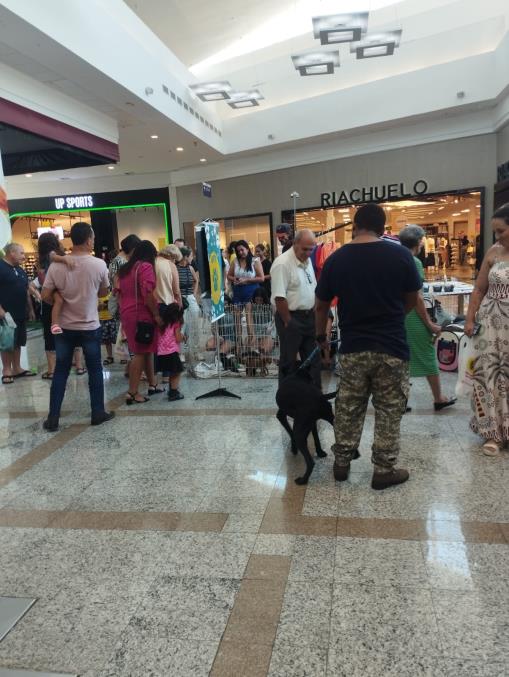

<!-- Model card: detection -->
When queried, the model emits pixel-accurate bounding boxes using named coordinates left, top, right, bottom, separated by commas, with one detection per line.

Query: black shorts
left=156, top=352, right=183, bottom=375
left=100, top=319, right=118, bottom=345
left=14, top=319, right=27, bottom=348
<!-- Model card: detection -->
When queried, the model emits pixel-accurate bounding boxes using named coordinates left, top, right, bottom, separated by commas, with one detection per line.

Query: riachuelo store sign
left=320, top=179, right=429, bottom=208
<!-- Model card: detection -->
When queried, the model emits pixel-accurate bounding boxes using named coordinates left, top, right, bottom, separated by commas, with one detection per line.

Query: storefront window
left=288, top=189, right=483, bottom=277
left=185, top=213, right=273, bottom=258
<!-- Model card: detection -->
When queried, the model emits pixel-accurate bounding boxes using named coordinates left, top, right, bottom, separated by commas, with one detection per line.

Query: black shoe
left=434, top=397, right=457, bottom=412
left=333, top=462, right=350, bottom=482
left=168, top=389, right=184, bottom=401
left=91, top=411, right=116, bottom=426
left=43, top=417, right=59, bottom=432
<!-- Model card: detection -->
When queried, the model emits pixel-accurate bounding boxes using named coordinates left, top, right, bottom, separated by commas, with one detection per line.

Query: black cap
left=276, top=223, right=292, bottom=234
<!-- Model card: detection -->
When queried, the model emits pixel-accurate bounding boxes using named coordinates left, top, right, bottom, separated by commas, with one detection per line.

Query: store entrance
left=286, top=189, right=483, bottom=279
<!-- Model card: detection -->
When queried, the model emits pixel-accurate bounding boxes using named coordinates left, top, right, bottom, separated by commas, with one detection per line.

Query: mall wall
left=116, top=207, right=167, bottom=248
left=176, top=134, right=497, bottom=251
left=497, top=122, right=509, bottom=166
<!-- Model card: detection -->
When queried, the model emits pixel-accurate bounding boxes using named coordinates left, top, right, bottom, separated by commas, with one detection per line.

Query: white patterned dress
left=470, top=259, right=509, bottom=443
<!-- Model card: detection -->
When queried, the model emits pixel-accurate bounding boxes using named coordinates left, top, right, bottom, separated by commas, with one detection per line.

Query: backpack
left=436, top=325, right=464, bottom=372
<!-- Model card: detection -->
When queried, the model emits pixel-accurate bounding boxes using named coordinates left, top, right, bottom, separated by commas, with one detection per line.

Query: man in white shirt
left=271, top=229, right=320, bottom=385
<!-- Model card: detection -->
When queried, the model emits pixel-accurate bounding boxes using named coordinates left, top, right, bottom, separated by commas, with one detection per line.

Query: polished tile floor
left=0, top=355, right=507, bottom=676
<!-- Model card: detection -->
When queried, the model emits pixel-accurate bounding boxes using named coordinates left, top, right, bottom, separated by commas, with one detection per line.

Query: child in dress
left=156, top=303, right=185, bottom=401
left=98, top=293, right=117, bottom=365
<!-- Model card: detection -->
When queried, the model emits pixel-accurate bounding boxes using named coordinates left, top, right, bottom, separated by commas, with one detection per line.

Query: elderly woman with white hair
left=155, top=244, right=182, bottom=308
left=399, top=224, right=456, bottom=411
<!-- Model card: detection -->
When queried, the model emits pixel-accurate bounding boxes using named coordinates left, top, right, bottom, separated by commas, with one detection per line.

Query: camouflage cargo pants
left=333, top=351, right=409, bottom=470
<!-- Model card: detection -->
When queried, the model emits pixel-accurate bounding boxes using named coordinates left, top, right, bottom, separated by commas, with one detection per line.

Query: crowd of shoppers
left=1, top=202, right=507, bottom=475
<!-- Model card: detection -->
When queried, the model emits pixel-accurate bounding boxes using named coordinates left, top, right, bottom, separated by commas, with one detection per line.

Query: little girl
left=156, top=303, right=185, bottom=401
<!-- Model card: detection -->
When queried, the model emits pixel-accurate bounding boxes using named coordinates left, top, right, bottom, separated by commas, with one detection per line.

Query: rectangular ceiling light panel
left=352, top=30, right=402, bottom=59
left=189, top=81, right=232, bottom=101
left=227, top=90, right=264, bottom=109
left=312, top=13, right=369, bottom=45
left=292, top=51, right=340, bottom=76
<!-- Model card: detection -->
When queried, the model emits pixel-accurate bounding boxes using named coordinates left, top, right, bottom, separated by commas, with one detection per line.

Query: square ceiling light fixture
left=291, top=51, right=340, bottom=76
left=189, top=81, right=232, bottom=101
left=312, top=13, right=369, bottom=45
left=352, top=30, right=402, bottom=59
left=227, top=90, right=264, bottom=109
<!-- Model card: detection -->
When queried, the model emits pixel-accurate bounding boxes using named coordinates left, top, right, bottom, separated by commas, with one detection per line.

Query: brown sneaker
left=333, top=463, right=350, bottom=482
left=371, top=468, right=409, bottom=490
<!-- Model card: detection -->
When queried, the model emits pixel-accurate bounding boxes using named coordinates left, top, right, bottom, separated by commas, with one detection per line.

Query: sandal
left=13, top=370, right=36, bottom=378
left=41, top=372, right=53, bottom=380
left=103, top=357, right=114, bottom=366
left=148, top=384, right=164, bottom=395
left=126, top=391, right=149, bottom=405
left=76, top=368, right=87, bottom=376
left=482, top=441, right=501, bottom=457
left=1, top=375, right=14, bottom=385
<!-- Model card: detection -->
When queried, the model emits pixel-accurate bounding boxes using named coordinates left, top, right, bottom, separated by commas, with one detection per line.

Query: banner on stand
left=204, top=221, right=224, bottom=323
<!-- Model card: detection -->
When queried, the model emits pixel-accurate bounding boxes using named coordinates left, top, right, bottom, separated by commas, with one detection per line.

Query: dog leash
left=297, top=338, right=341, bottom=373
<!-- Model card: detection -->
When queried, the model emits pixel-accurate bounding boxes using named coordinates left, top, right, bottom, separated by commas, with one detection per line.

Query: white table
left=424, top=282, right=474, bottom=316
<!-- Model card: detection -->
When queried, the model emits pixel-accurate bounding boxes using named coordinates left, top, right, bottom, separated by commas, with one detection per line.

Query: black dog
left=276, top=368, right=336, bottom=485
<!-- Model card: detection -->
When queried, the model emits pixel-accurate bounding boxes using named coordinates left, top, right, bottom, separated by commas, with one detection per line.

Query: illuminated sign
left=320, top=180, right=429, bottom=207
left=54, top=195, right=94, bottom=210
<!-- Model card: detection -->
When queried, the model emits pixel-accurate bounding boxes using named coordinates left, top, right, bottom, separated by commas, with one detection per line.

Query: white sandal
left=482, top=441, right=501, bottom=457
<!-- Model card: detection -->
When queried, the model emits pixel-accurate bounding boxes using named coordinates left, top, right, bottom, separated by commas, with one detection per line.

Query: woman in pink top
left=117, top=241, right=163, bottom=404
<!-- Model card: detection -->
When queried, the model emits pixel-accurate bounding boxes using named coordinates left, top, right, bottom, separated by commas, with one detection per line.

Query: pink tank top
left=157, top=322, right=180, bottom=356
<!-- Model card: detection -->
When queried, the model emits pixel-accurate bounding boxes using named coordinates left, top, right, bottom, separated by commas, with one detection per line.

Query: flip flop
left=13, top=370, right=36, bottom=378
left=76, top=368, right=87, bottom=375
left=41, top=372, right=54, bottom=380
left=1, top=376, right=14, bottom=384
left=103, top=357, right=114, bottom=366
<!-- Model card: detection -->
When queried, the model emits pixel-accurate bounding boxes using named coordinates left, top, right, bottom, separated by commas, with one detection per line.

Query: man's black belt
left=290, top=309, right=314, bottom=316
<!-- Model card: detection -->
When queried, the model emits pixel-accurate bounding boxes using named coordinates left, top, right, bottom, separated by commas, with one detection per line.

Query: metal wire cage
left=183, top=303, right=281, bottom=378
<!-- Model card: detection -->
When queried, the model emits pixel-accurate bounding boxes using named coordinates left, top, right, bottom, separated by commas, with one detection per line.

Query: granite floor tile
left=253, top=534, right=296, bottom=556
left=126, top=576, right=240, bottom=642
left=336, top=516, right=426, bottom=540
left=157, top=532, right=257, bottom=578
left=423, top=541, right=509, bottom=592
left=222, top=579, right=285, bottom=645
left=330, top=584, right=441, bottom=656
left=432, top=589, right=509, bottom=660
left=244, top=555, right=291, bottom=582
left=198, top=494, right=270, bottom=515
left=288, top=535, right=336, bottom=582
left=259, top=511, right=337, bottom=536
left=268, top=639, right=327, bottom=677
left=98, top=632, right=218, bottom=677
left=432, top=659, right=508, bottom=676
left=275, top=580, right=333, bottom=649
left=301, top=486, right=339, bottom=517
left=335, top=537, right=429, bottom=587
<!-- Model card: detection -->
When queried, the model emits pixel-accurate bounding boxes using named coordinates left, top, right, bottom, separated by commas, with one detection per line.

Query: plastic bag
left=114, top=324, right=130, bottom=361
left=455, top=334, right=480, bottom=397
left=0, top=319, right=15, bottom=352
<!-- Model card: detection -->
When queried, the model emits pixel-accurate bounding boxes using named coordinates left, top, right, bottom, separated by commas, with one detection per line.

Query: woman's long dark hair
left=235, top=239, right=254, bottom=272
left=160, top=302, right=184, bottom=328
left=37, top=232, right=63, bottom=269
left=118, top=240, right=157, bottom=277
left=493, top=203, right=509, bottom=225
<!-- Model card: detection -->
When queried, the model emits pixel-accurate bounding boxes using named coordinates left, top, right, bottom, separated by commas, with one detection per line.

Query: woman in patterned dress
left=465, top=204, right=509, bottom=456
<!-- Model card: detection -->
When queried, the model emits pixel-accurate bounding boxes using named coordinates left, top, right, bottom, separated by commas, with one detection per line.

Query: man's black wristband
left=316, top=334, right=327, bottom=343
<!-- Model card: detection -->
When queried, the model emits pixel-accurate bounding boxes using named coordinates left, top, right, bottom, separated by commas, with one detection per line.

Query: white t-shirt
left=270, top=247, right=316, bottom=311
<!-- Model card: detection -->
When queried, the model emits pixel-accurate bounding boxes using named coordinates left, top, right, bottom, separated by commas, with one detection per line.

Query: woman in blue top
left=227, top=240, right=264, bottom=350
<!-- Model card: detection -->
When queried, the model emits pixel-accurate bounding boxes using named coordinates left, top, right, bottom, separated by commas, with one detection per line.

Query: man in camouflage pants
left=315, top=203, right=420, bottom=490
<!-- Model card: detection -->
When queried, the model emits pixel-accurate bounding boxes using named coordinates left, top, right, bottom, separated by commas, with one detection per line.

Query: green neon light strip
left=10, top=202, right=171, bottom=244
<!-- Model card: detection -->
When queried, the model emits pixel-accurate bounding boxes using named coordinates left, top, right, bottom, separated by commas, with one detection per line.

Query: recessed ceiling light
left=189, top=81, right=233, bottom=101
left=150, top=134, right=159, bottom=139
left=452, top=212, right=461, bottom=216
left=352, top=30, right=402, bottom=59
left=108, top=165, right=115, bottom=170
left=24, top=173, right=32, bottom=178
left=312, top=13, right=369, bottom=45
left=476, top=204, right=481, bottom=208
left=200, top=158, right=207, bottom=162
left=227, top=90, right=264, bottom=109
left=176, top=147, right=184, bottom=152
left=291, top=51, right=340, bottom=76
left=461, top=209, right=470, bottom=213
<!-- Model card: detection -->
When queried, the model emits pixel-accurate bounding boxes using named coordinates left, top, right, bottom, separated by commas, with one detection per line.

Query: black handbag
left=134, top=264, right=155, bottom=345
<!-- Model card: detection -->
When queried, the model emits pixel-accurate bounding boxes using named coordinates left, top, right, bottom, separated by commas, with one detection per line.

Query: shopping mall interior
left=0, top=1, right=509, bottom=676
